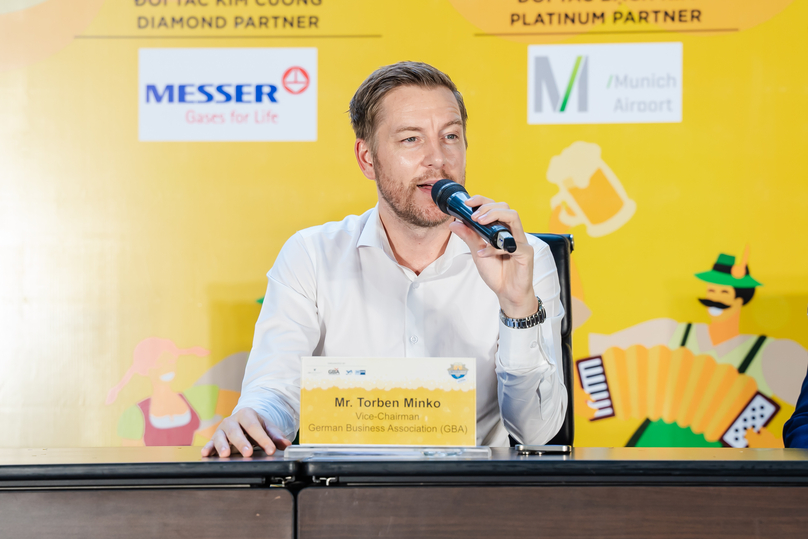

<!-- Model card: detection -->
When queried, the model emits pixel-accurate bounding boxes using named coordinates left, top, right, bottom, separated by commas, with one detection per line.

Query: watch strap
left=499, top=297, right=546, bottom=329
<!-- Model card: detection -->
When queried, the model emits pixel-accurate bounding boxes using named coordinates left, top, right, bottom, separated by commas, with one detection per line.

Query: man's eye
left=445, top=134, right=458, bottom=140
left=403, top=136, right=417, bottom=143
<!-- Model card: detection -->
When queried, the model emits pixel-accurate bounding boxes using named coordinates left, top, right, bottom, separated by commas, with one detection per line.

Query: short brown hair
left=349, top=61, right=468, bottom=153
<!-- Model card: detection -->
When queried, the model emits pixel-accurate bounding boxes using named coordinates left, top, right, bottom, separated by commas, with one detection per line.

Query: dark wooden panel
left=298, top=486, right=808, bottom=539
left=1, top=488, right=293, bottom=539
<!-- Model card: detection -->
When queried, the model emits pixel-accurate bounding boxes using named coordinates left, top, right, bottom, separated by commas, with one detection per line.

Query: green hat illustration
left=695, top=253, right=762, bottom=288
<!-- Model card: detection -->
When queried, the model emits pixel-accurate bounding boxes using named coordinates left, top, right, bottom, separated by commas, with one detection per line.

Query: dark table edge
left=0, top=460, right=298, bottom=482
left=7, top=450, right=808, bottom=484
left=301, top=459, right=808, bottom=478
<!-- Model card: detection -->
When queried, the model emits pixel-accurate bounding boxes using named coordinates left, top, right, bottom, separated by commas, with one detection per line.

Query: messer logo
left=138, top=48, right=317, bottom=142
left=534, top=55, right=588, bottom=114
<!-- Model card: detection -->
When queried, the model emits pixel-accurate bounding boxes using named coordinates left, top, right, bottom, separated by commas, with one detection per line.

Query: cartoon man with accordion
left=584, top=248, right=808, bottom=448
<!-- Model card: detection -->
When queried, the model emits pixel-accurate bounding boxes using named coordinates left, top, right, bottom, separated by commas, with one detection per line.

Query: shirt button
left=410, top=335, right=419, bottom=344
left=530, top=341, right=539, bottom=349
left=412, top=282, right=420, bottom=289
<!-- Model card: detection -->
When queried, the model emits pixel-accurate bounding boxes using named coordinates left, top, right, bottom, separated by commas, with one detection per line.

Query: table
left=296, top=447, right=808, bottom=539
left=0, top=447, right=295, bottom=539
left=3, top=447, right=808, bottom=539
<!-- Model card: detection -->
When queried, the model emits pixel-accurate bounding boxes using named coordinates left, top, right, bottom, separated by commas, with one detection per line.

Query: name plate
left=300, top=357, right=476, bottom=446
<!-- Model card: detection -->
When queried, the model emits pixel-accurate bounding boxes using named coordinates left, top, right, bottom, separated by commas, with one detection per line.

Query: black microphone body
left=431, top=179, right=517, bottom=253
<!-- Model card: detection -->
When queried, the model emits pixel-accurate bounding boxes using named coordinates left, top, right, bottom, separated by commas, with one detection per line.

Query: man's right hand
left=200, top=407, right=291, bottom=457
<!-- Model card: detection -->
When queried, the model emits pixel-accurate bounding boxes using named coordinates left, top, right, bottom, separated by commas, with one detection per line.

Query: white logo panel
left=139, top=48, right=317, bottom=142
left=528, top=42, right=682, bottom=125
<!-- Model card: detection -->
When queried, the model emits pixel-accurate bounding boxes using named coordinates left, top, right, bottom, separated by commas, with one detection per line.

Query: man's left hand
left=449, top=195, right=538, bottom=319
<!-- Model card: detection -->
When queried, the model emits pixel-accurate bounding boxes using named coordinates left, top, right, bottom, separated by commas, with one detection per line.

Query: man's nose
left=422, top=137, right=448, bottom=169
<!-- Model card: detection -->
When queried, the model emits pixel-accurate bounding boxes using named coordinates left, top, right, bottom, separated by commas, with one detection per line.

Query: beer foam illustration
left=302, top=375, right=474, bottom=392
left=546, top=141, right=636, bottom=237
left=302, top=357, right=476, bottom=392
left=547, top=141, right=602, bottom=189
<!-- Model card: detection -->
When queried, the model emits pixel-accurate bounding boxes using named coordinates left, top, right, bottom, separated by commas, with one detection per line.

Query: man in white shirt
left=202, top=61, right=567, bottom=457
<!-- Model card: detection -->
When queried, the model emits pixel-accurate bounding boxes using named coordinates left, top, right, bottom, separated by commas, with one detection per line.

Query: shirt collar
left=357, top=206, right=471, bottom=271
left=357, top=205, right=390, bottom=252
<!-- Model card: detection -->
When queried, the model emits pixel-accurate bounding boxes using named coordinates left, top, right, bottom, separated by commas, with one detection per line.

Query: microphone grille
left=431, top=179, right=467, bottom=213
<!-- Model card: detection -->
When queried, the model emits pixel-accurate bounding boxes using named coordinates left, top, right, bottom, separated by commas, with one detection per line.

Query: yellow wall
left=1, top=0, right=806, bottom=447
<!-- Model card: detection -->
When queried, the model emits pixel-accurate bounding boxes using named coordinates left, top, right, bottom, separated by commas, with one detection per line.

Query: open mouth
left=416, top=180, right=439, bottom=192
left=698, top=298, right=731, bottom=317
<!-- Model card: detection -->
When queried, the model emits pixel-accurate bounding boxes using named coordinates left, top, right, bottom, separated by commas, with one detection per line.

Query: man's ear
left=355, top=139, right=376, bottom=181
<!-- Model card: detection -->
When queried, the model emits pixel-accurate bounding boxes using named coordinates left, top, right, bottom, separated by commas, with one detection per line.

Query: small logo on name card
left=448, top=363, right=469, bottom=380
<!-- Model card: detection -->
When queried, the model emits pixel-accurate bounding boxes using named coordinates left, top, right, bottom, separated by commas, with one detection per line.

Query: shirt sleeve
left=495, top=239, right=568, bottom=445
left=232, top=232, right=321, bottom=440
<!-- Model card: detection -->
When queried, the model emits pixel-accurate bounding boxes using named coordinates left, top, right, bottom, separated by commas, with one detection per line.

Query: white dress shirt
left=234, top=207, right=567, bottom=446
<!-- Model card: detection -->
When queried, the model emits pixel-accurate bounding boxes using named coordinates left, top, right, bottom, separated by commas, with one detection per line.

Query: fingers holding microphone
left=431, top=180, right=517, bottom=254
left=464, top=196, right=530, bottom=259
left=434, top=181, right=536, bottom=316
left=448, top=218, right=487, bottom=255
left=430, top=179, right=530, bottom=259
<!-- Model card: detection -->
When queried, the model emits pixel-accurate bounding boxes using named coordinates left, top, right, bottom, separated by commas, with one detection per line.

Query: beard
left=375, top=159, right=463, bottom=229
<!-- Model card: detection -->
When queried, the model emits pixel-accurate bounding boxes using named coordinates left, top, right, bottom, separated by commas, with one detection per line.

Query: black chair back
left=508, top=233, right=574, bottom=446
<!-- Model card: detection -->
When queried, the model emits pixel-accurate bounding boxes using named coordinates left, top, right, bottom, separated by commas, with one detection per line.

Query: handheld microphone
left=431, top=179, right=517, bottom=253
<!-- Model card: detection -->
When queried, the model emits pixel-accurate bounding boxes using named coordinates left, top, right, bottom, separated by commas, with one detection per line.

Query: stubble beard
left=375, top=158, right=463, bottom=229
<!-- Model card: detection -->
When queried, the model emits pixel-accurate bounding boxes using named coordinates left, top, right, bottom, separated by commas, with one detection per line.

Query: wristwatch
left=499, top=296, right=546, bottom=329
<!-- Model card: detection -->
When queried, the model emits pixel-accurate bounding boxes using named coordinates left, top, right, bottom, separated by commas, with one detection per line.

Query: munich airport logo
left=528, top=43, right=682, bottom=125
left=139, top=48, right=317, bottom=142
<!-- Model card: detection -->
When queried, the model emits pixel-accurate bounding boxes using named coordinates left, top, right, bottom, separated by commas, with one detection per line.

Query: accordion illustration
left=577, top=345, right=780, bottom=448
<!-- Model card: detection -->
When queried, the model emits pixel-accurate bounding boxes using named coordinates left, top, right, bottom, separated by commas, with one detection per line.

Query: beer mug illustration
left=547, top=141, right=636, bottom=237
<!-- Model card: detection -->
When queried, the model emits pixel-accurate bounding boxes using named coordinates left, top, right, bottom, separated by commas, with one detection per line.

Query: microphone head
left=431, top=179, right=467, bottom=214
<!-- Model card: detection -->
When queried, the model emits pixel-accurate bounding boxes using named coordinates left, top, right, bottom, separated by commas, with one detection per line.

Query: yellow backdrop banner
left=1, top=0, right=807, bottom=450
